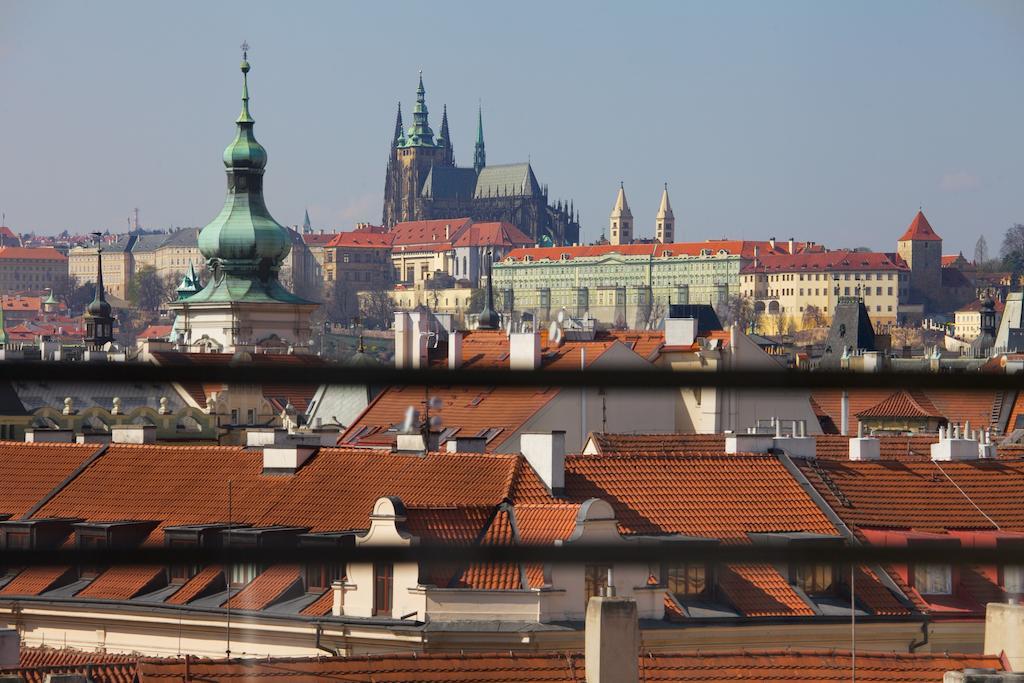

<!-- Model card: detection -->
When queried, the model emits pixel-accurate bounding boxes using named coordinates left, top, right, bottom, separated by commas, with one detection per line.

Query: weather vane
left=241, top=41, right=250, bottom=60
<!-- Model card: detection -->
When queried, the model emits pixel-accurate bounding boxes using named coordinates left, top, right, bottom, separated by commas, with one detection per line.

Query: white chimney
left=510, top=332, right=541, bottom=370
left=849, top=423, right=880, bottom=461
left=394, top=311, right=428, bottom=370
left=664, top=317, right=698, bottom=347
left=585, top=597, right=639, bottom=683
left=725, top=432, right=774, bottom=454
left=448, top=330, right=463, bottom=369
left=521, top=431, right=565, bottom=494
left=840, top=391, right=849, bottom=436
left=24, top=428, right=75, bottom=443
left=788, top=237, right=795, bottom=254
left=931, top=424, right=980, bottom=461
left=769, top=236, right=776, bottom=250
left=111, top=424, right=156, bottom=444
left=263, top=433, right=320, bottom=473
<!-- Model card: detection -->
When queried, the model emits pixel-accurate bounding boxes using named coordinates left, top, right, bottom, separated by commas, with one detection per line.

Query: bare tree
left=802, top=304, right=826, bottom=328
left=126, top=266, right=165, bottom=312
left=974, top=235, right=989, bottom=266
left=359, top=285, right=396, bottom=330
left=718, top=294, right=756, bottom=332
left=1001, top=224, right=1024, bottom=276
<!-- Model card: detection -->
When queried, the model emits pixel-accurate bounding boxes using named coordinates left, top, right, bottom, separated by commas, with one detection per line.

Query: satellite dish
left=427, top=396, right=443, bottom=410
left=557, top=309, right=566, bottom=324
left=553, top=325, right=564, bottom=346
left=428, top=415, right=443, bottom=429
left=548, top=321, right=559, bottom=340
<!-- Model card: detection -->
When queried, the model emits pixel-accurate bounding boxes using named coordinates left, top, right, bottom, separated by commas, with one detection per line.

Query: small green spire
left=238, top=41, right=253, bottom=124
left=474, top=103, right=486, bottom=173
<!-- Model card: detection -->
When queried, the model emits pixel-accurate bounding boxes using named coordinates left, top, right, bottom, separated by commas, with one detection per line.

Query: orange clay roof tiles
left=0, top=441, right=99, bottom=518
left=812, top=389, right=997, bottom=434
left=298, top=589, right=334, bottom=616
left=0, top=566, right=75, bottom=596
left=796, top=457, right=1024, bottom=531
left=165, top=565, right=225, bottom=605
left=222, top=564, right=302, bottom=611
left=523, top=454, right=838, bottom=541
left=27, top=445, right=525, bottom=541
left=137, top=650, right=1004, bottom=683
left=514, top=503, right=580, bottom=544
left=453, top=508, right=522, bottom=590
left=11, top=648, right=135, bottom=683
left=587, top=432, right=726, bottom=454
left=856, top=390, right=942, bottom=419
left=718, top=563, right=814, bottom=617
left=899, top=210, right=942, bottom=241
left=75, top=564, right=165, bottom=600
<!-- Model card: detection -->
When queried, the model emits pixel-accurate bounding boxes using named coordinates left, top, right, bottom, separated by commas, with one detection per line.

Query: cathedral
left=381, top=74, right=580, bottom=247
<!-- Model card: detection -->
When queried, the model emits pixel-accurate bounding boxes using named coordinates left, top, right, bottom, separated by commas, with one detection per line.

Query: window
left=373, top=562, right=393, bottom=615
left=231, top=562, right=260, bottom=586
left=168, top=538, right=198, bottom=583
left=1002, top=565, right=1024, bottom=594
left=665, top=562, right=707, bottom=598
left=79, top=534, right=107, bottom=578
left=246, top=408, right=255, bottom=424
left=584, top=564, right=611, bottom=607
left=306, top=563, right=342, bottom=592
left=6, top=532, right=30, bottom=550
left=793, top=563, right=835, bottom=595
left=913, top=563, right=952, bottom=595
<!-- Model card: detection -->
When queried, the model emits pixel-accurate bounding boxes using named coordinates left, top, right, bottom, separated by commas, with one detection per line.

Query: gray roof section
left=474, top=163, right=541, bottom=198
left=14, top=381, right=188, bottom=413
left=306, top=384, right=373, bottom=429
left=421, top=167, right=478, bottom=200
left=995, top=292, right=1023, bottom=351
left=157, top=228, right=200, bottom=249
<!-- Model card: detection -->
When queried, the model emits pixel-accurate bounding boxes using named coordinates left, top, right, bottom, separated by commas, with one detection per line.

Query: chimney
left=664, top=317, right=698, bottom=347
left=931, top=424, right=980, bottom=461
left=445, top=436, right=487, bottom=453
left=840, top=391, right=849, bottom=436
left=788, top=237, right=795, bottom=254
left=521, top=431, right=565, bottom=495
left=448, top=330, right=463, bottom=369
left=24, top=428, right=75, bottom=443
left=769, top=236, right=776, bottom=250
left=444, top=223, right=450, bottom=240
left=262, top=433, right=320, bottom=474
left=984, top=603, right=1024, bottom=673
left=585, top=597, right=639, bottom=683
left=849, top=422, right=880, bottom=461
left=111, top=424, right=156, bottom=444
left=394, top=311, right=428, bottom=370
left=510, top=332, right=541, bottom=370
left=773, top=420, right=816, bottom=458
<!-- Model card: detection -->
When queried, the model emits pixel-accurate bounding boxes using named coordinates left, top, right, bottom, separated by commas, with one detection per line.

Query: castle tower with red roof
left=897, top=210, right=943, bottom=311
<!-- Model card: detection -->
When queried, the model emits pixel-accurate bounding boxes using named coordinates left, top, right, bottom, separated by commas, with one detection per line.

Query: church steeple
left=84, top=234, right=114, bottom=346
left=609, top=182, right=633, bottom=246
left=476, top=249, right=500, bottom=330
left=656, top=183, right=675, bottom=244
left=473, top=104, right=486, bottom=174
left=401, top=71, right=437, bottom=147
left=392, top=101, right=404, bottom=147
left=439, top=104, right=454, bottom=165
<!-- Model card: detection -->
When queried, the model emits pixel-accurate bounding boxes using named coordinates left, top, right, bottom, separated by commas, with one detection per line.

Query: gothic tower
left=381, top=73, right=452, bottom=227
left=655, top=183, right=674, bottom=244
left=473, top=105, right=486, bottom=174
left=609, top=183, right=633, bottom=246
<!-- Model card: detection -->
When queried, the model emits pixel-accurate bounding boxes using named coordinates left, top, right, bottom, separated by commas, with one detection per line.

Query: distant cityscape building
left=0, top=246, right=67, bottom=294
left=381, top=74, right=579, bottom=246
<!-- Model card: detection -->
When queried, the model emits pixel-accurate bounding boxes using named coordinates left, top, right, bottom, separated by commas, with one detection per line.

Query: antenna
left=225, top=480, right=233, bottom=658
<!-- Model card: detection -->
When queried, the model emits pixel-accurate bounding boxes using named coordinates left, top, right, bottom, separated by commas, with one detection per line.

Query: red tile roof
left=812, top=389, right=997, bottom=435
left=389, top=218, right=472, bottom=247
left=0, top=440, right=99, bottom=518
left=743, top=250, right=908, bottom=274
left=298, top=589, right=333, bottom=616
left=718, top=563, right=814, bottom=616
left=1, top=295, right=43, bottom=312
left=135, top=650, right=1003, bottom=683
left=0, top=247, right=67, bottom=261
left=796, top=457, right=1024, bottom=532
left=136, top=325, right=172, bottom=340
left=899, top=210, right=942, bottom=242
left=856, top=390, right=942, bottom=419
left=451, top=221, right=532, bottom=248
left=76, top=565, right=166, bottom=600
left=505, top=239, right=818, bottom=263
left=324, top=231, right=394, bottom=248
left=11, top=648, right=136, bottom=683
left=222, top=564, right=301, bottom=610
left=165, top=564, right=225, bottom=605
left=0, top=566, right=75, bottom=596
left=957, top=297, right=1005, bottom=313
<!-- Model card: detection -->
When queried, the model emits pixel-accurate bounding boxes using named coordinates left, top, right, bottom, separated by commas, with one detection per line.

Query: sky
left=0, top=1, right=1021, bottom=256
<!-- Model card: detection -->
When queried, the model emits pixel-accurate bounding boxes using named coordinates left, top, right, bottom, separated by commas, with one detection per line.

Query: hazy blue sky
left=0, top=1, right=1021, bottom=255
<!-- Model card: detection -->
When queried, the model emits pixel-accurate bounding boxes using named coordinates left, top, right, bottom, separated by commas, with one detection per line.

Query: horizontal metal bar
left=0, top=543, right=1021, bottom=566
left=0, top=361, right=1019, bottom=391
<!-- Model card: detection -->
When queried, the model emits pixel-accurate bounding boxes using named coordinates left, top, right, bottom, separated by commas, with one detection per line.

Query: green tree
left=126, top=266, right=165, bottom=312
left=1000, top=224, right=1024, bottom=277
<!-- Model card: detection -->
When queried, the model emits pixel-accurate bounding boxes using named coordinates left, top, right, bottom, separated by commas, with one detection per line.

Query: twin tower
left=608, top=184, right=675, bottom=246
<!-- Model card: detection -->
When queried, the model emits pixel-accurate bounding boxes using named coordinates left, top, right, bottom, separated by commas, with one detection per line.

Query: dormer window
left=913, top=563, right=952, bottom=595
left=792, top=563, right=836, bottom=595
left=665, top=562, right=709, bottom=598
left=1003, top=565, right=1024, bottom=595
left=231, top=562, right=260, bottom=586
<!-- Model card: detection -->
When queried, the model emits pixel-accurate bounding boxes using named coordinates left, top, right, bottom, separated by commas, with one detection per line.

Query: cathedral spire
left=402, top=70, right=436, bottom=147
left=476, top=249, right=500, bottom=330
left=392, top=102, right=404, bottom=146
left=439, top=104, right=454, bottom=164
left=473, top=103, right=486, bottom=174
